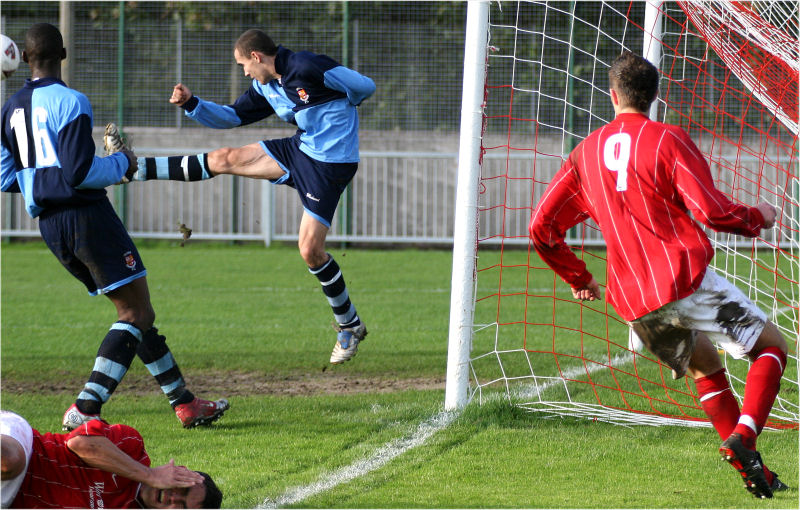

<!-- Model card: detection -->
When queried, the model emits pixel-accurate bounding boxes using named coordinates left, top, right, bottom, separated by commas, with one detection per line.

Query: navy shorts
left=260, top=134, right=358, bottom=227
left=38, top=198, right=146, bottom=296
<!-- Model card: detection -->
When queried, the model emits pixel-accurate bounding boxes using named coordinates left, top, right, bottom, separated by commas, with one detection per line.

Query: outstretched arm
left=170, top=82, right=276, bottom=128
left=66, top=435, right=203, bottom=489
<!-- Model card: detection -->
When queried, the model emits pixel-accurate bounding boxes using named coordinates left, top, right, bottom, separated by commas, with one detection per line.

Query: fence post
left=114, top=0, right=128, bottom=225
left=339, top=1, right=353, bottom=245
left=261, top=180, right=273, bottom=247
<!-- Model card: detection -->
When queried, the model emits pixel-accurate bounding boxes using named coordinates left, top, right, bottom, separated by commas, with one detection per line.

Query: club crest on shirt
left=297, top=87, right=310, bottom=103
left=123, top=251, right=136, bottom=271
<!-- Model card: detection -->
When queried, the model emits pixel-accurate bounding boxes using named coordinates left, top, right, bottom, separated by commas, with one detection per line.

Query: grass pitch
left=2, top=242, right=797, bottom=508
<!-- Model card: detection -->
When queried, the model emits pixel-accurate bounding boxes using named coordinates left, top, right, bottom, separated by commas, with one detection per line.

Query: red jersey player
left=529, top=52, right=788, bottom=499
left=0, top=411, right=222, bottom=508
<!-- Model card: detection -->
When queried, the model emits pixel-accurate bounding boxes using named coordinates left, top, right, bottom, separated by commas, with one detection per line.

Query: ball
left=2, top=34, right=20, bottom=80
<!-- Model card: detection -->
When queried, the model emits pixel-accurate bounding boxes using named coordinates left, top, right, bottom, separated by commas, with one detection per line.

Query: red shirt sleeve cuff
left=571, top=270, right=594, bottom=290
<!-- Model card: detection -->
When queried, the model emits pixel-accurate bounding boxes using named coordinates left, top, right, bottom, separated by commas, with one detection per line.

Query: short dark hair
left=24, top=23, right=64, bottom=66
left=197, top=471, right=223, bottom=509
left=608, top=52, right=659, bottom=113
left=235, top=29, right=278, bottom=57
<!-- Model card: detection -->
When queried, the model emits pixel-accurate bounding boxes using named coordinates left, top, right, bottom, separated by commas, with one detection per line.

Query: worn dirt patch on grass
left=2, top=370, right=445, bottom=397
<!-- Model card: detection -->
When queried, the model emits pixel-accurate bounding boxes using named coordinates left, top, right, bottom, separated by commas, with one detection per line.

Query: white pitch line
left=258, top=410, right=459, bottom=508
left=260, top=353, right=634, bottom=508
left=513, top=351, right=635, bottom=400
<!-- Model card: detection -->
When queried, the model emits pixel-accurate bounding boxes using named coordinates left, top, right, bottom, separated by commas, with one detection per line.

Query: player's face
left=140, top=483, right=206, bottom=509
left=234, top=48, right=273, bottom=84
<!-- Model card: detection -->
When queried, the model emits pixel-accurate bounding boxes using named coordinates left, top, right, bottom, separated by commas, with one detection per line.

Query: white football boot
left=330, top=323, right=368, bottom=364
left=62, top=404, right=101, bottom=431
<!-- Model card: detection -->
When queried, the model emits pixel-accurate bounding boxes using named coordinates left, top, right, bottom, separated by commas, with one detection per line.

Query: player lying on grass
left=0, top=23, right=228, bottom=431
left=529, top=51, right=788, bottom=499
left=104, top=28, right=376, bottom=365
left=0, top=410, right=222, bottom=508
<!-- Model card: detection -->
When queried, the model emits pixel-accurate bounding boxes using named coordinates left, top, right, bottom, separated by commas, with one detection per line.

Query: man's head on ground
left=23, top=23, right=65, bottom=76
left=139, top=470, right=222, bottom=509
left=608, top=51, right=659, bottom=114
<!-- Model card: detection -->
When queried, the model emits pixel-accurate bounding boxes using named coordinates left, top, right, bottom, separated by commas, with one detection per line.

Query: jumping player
left=529, top=52, right=788, bottom=498
left=105, top=28, right=376, bottom=364
left=0, top=23, right=229, bottom=430
left=1, top=410, right=222, bottom=508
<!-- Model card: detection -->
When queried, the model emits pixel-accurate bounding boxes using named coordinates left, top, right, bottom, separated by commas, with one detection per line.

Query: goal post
left=445, top=0, right=490, bottom=411
left=446, top=0, right=799, bottom=428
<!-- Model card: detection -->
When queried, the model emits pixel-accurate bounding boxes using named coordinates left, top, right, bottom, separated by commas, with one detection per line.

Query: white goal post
left=445, top=0, right=490, bottom=411
left=445, top=0, right=799, bottom=430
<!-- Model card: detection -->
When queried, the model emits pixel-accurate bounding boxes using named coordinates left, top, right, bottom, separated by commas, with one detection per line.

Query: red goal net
left=467, top=0, right=798, bottom=429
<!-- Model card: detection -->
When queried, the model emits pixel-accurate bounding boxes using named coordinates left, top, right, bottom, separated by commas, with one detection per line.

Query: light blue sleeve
left=1, top=143, right=19, bottom=192
left=74, top=152, right=129, bottom=189
left=185, top=97, right=244, bottom=129
left=323, top=67, right=376, bottom=106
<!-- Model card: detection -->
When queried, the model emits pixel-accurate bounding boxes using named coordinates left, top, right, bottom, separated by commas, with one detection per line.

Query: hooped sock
left=134, top=154, right=211, bottom=181
left=76, top=321, right=141, bottom=415
left=137, top=327, right=194, bottom=407
left=309, top=254, right=361, bottom=329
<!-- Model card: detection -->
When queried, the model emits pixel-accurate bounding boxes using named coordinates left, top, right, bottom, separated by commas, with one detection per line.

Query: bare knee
left=117, top=306, right=155, bottom=331
left=299, top=240, right=328, bottom=268
left=687, top=333, right=724, bottom=379
left=748, top=321, right=787, bottom=360
left=207, top=147, right=237, bottom=175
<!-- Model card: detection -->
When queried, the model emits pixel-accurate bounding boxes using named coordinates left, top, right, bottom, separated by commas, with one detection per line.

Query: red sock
left=695, top=369, right=740, bottom=440
left=733, top=347, right=787, bottom=449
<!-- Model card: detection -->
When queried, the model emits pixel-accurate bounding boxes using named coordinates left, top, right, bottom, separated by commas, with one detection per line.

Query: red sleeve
left=67, top=420, right=150, bottom=468
left=669, top=128, right=764, bottom=237
left=529, top=158, right=594, bottom=289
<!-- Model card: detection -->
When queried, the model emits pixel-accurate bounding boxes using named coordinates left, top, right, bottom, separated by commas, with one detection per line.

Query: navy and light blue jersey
left=1, top=77, right=129, bottom=218
left=182, top=46, right=376, bottom=163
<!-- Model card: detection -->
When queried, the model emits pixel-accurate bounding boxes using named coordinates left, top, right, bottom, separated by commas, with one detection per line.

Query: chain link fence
left=1, top=1, right=469, bottom=243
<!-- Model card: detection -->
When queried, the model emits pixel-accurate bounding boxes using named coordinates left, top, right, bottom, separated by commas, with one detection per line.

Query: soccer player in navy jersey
left=108, top=29, right=376, bottom=364
left=1, top=410, right=222, bottom=508
left=529, top=52, right=788, bottom=498
left=0, top=23, right=229, bottom=431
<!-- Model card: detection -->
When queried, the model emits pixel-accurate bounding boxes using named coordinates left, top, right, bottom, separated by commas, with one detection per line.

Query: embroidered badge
left=297, top=87, right=310, bottom=103
left=123, top=251, right=137, bottom=271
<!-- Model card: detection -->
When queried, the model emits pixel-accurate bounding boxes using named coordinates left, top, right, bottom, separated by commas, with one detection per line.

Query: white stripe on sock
left=699, top=388, right=729, bottom=402
left=757, top=352, right=784, bottom=374
left=181, top=156, right=190, bottom=181
left=738, top=414, right=758, bottom=434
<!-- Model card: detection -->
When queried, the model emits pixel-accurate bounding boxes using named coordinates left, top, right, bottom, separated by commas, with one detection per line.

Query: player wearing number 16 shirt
left=529, top=52, right=788, bottom=498
left=1, top=23, right=228, bottom=431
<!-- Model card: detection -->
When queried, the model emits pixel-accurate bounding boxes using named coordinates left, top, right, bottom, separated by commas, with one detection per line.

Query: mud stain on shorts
left=631, top=315, right=696, bottom=380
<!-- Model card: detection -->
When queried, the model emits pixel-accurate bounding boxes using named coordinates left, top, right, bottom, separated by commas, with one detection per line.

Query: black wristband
left=180, top=95, right=199, bottom=111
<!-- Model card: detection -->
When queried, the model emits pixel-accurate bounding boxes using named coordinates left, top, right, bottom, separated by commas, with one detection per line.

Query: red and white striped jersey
left=529, top=112, right=765, bottom=321
left=11, top=420, right=149, bottom=509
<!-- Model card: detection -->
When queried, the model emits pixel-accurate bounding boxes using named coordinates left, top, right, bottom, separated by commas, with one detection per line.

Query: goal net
left=446, top=0, right=799, bottom=429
